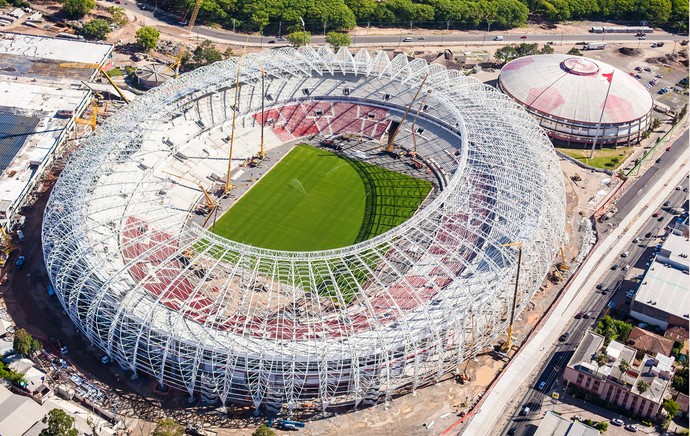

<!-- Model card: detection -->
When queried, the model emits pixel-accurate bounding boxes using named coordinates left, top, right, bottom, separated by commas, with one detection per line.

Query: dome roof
left=499, top=54, right=653, bottom=125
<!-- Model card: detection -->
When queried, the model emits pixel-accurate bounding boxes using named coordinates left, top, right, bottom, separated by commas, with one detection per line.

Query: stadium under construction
left=42, top=47, right=566, bottom=412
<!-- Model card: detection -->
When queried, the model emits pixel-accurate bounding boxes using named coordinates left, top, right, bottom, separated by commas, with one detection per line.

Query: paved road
left=118, top=1, right=680, bottom=47
left=498, top=133, right=689, bottom=436
left=612, top=133, right=688, bottom=224
left=502, top=187, right=687, bottom=436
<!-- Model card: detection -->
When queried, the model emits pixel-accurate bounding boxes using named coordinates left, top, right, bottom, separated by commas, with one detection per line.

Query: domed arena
left=498, top=54, right=653, bottom=147
left=43, top=47, right=565, bottom=412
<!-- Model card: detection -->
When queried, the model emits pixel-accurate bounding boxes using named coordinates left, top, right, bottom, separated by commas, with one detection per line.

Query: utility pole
left=323, top=21, right=327, bottom=36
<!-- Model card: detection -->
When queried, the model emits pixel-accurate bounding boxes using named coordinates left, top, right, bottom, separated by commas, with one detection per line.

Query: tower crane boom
left=171, top=0, right=204, bottom=78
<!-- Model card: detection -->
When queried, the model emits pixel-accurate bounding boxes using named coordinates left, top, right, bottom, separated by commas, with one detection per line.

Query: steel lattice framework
left=43, top=47, right=565, bottom=412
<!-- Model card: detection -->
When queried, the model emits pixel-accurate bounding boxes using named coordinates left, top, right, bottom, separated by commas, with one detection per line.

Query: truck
left=583, top=43, right=606, bottom=50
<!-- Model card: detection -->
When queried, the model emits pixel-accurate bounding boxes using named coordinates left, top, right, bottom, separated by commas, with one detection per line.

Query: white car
left=621, top=251, right=629, bottom=258
left=611, top=418, right=624, bottom=426
left=402, top=37, right=412, bottom=42
left=625, top=424, right=638, bottom=432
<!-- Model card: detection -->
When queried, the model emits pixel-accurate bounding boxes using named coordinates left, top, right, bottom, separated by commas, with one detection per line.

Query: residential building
left=563, top=331, right=674, bottom=418
left=627, top=326, right=675, bottom=358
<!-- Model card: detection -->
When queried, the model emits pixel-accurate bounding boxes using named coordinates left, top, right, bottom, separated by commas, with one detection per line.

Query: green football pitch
left=213, top=144, right=432, bottom=251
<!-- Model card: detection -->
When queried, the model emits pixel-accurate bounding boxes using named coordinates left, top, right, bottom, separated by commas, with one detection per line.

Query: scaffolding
left=42, top=47, right=566, bottom=413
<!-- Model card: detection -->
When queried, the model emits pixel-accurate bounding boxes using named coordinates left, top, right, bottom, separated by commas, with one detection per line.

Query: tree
left=540, top=44, right=554, bottom=54
left=637, top=380, right=649, bottom=394
left=494, top=45, right=517, bottom=64
left=81, top=18, right=111, bottom=40
left=662, top=398, right=680, bottom=420
left=153, top=418, right=184, bottom=436
left=618, top=359, right=630, bottom=382
left=286, top=31, right=310, bottom=47
left=252, top=425, right=276, bottom=436
left=325, top=31, right=350, bottom=49
left=62, top=0, right=94, bottom=19
left=595, top=316, right=632, bottom=344
left=136, top=26, right=160, bottom=51
left=107, top=6, right=129, bottom=28
left=594, top=353, right=608, bottom=378
left=673, top=364, right=688, bottom=392
left=651, top=118, right=662, bottom=130
left=40, top=409, right=78, bottom=436
left=192, top=40, right=223, bottom=66
left=13, top=328, right=42, bottom=357
left=595, top=422, right=608, bottom=432
left=567, top=47, right=583, bottom=56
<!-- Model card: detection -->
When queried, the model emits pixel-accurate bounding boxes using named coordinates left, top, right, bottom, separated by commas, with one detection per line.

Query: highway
left=118, top=1, right=679, bottom=47
left=499, top=134, right=689, bottom=436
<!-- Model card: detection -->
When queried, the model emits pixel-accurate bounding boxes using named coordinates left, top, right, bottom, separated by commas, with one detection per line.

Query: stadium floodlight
left=43, top=47, right=565, bottom=413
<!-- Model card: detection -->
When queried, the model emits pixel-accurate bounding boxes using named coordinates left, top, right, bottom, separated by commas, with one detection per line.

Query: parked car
left=664, top=201, right=670, bottom=206
left=633, top=237, right=639, bottom=243
left=611, top=418, right=624, bottom=426
left=611, top=264, right=619, bottom=270
left=635, top=74, right=642, bottom=79
left=520, top=406, right=531, bottom=415
left=623, top=264, right=630, bottom=271
left=507, top=427, right=517, bottom=435
left=538, top=381, right=546, bottom=390
left=644, top=67, right=652, bottom=72
left=634, top=66, right=643, bottom=71
left=15, top=255, right=25, bottom=270
left=417, top=36, right=425, bottom=40
left=655, top=73, right=663, bottom=78
left=652, top=211, right=660, bottom=217
left=625, top=424, right=638, bottom=432
left=596, top=283, right=605, bottom=290
left=621, top=251, right=629, bottom=258
left=559, top=332, right=570, bottom=342
left=575, top=311, right=584, bottom=319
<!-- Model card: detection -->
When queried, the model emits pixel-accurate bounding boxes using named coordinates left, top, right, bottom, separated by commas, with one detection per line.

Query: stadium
left=498, top=54, right=653, bottom=147
left=43, top=47, right=566, bottom=412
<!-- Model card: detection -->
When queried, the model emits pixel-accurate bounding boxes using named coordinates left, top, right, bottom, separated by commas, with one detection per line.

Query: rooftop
left=634, top=260, right=690, bottom=321
left=534, top=411, right=600, bottom=436
left=627, top=326, right=675, bottom=357
left=0, top=32, right=112, bottom=224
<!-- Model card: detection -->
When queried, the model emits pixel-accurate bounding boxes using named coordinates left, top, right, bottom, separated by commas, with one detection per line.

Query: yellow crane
left=74, top=99, right=99, bottom=131
left=0, top=227, right=14, bottom=256
left=501, top=241, right=523, bottom=352
left=385, top=75, right=428, bottom=153
left=59, top=63, right=131, bottom=104
left=557, top=245, right=570, bottom=271
left=257, top=65, right=266, bottom=160
left=162, top=171, right=217, bottom=210
left=170, top=0, right=204, bottom=78
left=225, top=55, right=245, bottom=194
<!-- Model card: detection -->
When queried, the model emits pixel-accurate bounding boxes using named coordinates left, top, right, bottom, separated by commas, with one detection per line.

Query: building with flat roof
left=0, top=32, right=112, bottom=227
left=631, top=231, right=689, bottom=329
left=534, top=411, right=600, bottom=436
left=563, top=331, right=674, bottom=419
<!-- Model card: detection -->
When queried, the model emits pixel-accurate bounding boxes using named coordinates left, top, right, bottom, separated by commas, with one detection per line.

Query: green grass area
left=557, top=146, right=635, bottom=170
left=213, top=144, right=432, bottom=252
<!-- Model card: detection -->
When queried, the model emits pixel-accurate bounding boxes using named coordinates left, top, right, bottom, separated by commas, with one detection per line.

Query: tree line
left=140, top=0, right=687, bottom=33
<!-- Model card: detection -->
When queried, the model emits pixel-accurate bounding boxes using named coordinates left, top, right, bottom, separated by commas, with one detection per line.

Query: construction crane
left=257, top=65, right=266, bottom=160
left=225, top=56, right=245, bottom=194
left=59, top=63, right=131, bottom=103
left=385, top=75, right=428, bottom=153
left=0, top=227, right=14, bottom=256
left=501, top=241, right=523, bottom=352
left=162, top=171, right=217, bottom=210
left=170, top=0, right=204, bottom=78
left=557, top=245, right=570, bottom=271
left=409, top=92, right=430, bottom=153
left=74, top=99, right=99, bottom=131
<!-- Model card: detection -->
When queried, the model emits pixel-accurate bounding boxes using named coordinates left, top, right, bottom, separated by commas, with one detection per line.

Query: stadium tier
left=43, top=47, right=566, bottom=412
